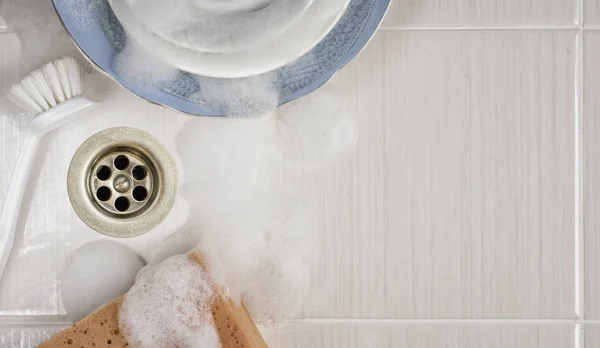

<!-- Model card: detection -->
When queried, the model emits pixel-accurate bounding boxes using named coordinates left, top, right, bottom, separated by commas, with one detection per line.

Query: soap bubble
left=59, top=241, right=144, bottom=322
left=119, top=255, right=218, bottom=348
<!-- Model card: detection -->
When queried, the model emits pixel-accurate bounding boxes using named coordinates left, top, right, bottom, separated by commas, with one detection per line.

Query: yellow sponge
left=38, top=252, right=268, bottom=348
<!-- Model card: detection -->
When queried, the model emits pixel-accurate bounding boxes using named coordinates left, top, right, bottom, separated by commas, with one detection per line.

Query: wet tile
left=583, top=31, right=600, bottom=319
left=290, top=30, right=576, bottom=319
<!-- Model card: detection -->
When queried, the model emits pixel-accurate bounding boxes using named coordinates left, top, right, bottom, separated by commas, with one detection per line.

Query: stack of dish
left=52, top=0, right=391, bottom=116
left=108, top=0, right=348, bottom=78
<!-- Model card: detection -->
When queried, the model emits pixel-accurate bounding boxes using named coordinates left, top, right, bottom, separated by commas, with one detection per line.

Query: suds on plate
left=62, top=0, right=104, bottom=30
left=41, top=0, right=308, bottom=117
left=192, top=74, right=280, bottom=117
left=113, top=37, right=180, bottom=89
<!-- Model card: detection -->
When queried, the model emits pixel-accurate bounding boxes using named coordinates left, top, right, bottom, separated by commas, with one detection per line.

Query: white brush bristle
left=7, top=57, right=82, bottom=115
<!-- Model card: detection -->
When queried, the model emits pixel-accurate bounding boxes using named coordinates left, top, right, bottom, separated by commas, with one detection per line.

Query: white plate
left=126, top=0, right=314, bottom=53
left=108, top=0, right=350, bottom=78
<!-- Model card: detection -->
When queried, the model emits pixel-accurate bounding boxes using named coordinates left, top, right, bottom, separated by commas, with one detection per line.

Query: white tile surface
left=291, top=30, right=576, bottom=319
left=585, top=325, right=600, bottom=347
left=264, top=323, right=574, bottom=348
left=585, top=0, right=600, bottom=24
left=583, top=31, right=600, bottom=320
left=382, top=0, right=576, bottom=27
left=0, top=0, right=590, bottom=344
left=0, top=32, right=26, bottom=217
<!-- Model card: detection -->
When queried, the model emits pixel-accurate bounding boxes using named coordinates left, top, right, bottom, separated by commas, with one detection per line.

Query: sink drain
left=68, top=127, right=177, bottom=238
left=91, top=151, right=154, bottom=215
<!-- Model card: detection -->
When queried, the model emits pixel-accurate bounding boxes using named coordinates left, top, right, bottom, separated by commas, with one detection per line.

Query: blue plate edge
left=52, top=0, right=390, bottom=117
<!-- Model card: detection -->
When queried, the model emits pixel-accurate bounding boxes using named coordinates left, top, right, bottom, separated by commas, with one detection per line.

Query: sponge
left=38, top=252, right=268, bottom=348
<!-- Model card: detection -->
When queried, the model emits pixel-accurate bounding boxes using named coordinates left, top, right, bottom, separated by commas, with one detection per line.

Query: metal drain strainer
left=67, top=127, right=177, bottom=238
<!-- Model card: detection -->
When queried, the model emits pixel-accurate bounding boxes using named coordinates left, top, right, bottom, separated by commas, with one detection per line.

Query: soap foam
left=192, top=74, right=279, bottom=117
left=175, top=98, right=357, bottom=322
left=110, top=33, right=279, bottom=116
left=2, top=0, right=307, bottom=117
left=146, top=227, right=203, bottom=265
left=188, top=189, right=318, bottom=323
left=119, top=255, right=219, bottom=348
left=275, top=85, right=358, bottom=166
left=176, top=114, right=277, bottom=195
left=2, top=0, right=319, bottom=117
left=127, top=0, right=308, bottom=52
left=113, top=38, right=180, bottom=90
left=62, top=0, right=103, bottom=30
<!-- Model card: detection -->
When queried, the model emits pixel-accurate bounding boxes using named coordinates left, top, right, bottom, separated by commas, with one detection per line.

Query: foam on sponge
left=118, top=254, right=219, bottom=348
left=38, top=252, right=268, bottom=348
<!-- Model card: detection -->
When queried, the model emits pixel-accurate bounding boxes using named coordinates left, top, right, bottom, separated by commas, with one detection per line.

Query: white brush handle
left=0, top=97, right=98, bottom=280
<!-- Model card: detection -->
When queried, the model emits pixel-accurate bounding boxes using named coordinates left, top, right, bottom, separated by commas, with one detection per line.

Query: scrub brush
left=0, top=57, right=99, bottom=280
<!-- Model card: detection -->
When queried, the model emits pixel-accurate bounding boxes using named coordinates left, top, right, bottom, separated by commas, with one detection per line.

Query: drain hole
left=132, top=186, right=148, bottom=201
left=132, top=165, right=147, bottom=180
left=114, top=197, right=130, bottom=212
left=96, top=166, right=111, bottom=181
left=114, top=155, right=130, bottom=170
left=96, top=187, right=112, bottom=202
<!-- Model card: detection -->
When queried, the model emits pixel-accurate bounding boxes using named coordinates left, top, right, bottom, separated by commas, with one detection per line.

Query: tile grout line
left=378, top=26, right=581, bottom=31
left=293, top=319, right=600, bottom=324
left=580, top=0, right=585, bottom=26
left=577, top=323, right=584, bottom=348
left=577, top=0, right=584, bottom=26
left=291, top=319, right=581, bottom=324
left=575, top=0, right=586, bottom=327
left=575, top=32, right=584, bottom=321
left=377, top=26, right=600, bottom=31
left=576, top=2, right=585, bottom=346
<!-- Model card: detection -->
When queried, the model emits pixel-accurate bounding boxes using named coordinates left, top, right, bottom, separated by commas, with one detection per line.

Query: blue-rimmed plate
left=52, top=0, right=390, bottom=116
